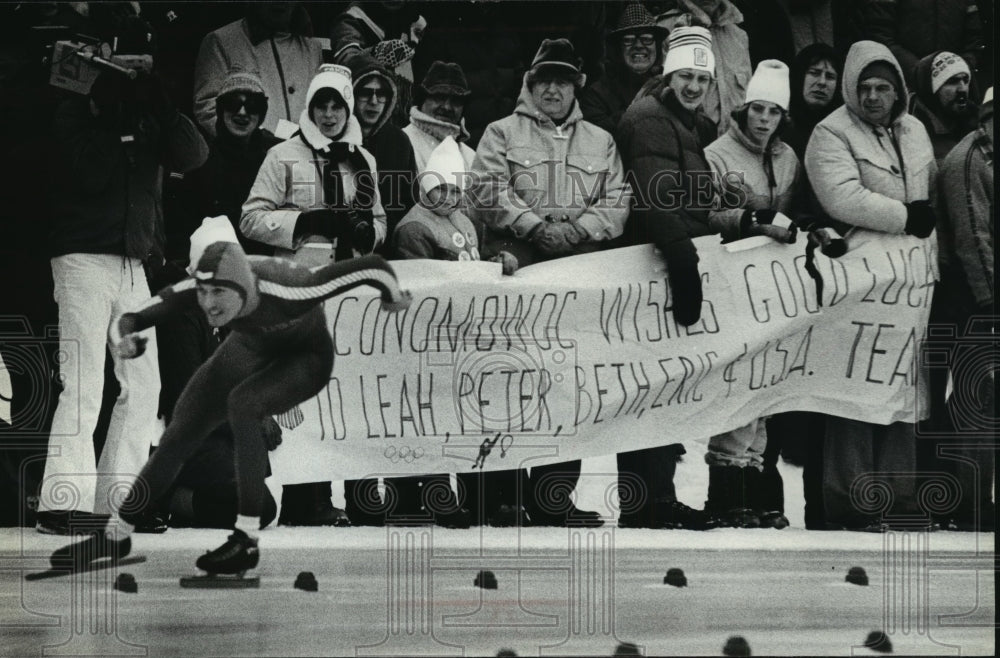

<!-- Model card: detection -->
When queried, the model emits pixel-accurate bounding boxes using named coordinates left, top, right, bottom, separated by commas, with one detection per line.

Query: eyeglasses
left=622, top=34, right=656, bottom=47
left=218, top=93, right=267, bottom=115
left=357, top=88, right=390, bottom=102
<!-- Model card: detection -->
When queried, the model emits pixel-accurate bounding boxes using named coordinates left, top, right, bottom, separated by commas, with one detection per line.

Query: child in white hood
left=393, top=137, right=517, bottom=274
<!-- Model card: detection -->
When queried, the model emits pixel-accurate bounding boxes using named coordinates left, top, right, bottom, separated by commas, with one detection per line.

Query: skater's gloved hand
left=116, top=333, right=148, bottom=360
left=261, top=417, right=282, bottom=451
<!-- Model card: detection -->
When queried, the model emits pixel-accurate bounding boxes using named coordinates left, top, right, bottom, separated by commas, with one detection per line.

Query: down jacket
left=676, top=0, right=752, bottom=136
left=616, top=86, right=719, bottom=247
left=804, top=40, right=937, bottom=242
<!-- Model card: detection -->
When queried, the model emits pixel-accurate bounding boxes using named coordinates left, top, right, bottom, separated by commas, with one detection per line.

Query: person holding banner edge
left=702, top=59, right=800, bottom=529
left=804, top=40, right=938, bottom=531
left=51, top=217, right=411, bottom=574
left=615, top=25, right=731, bottom=530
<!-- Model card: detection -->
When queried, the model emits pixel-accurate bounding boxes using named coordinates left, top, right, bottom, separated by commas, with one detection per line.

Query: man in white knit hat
left=614, top=25, right=722, bottom=531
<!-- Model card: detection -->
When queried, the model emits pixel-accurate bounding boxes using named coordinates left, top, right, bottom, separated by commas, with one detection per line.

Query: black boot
left=530, top=461, right=603, bottom=527
left=51, top=530, right=131, bottom=569
left=745, top=466, right=787, bottom=529
left=195, top=529, right=259, bottom=575
left=706, top=466, right=759, bottom=528
left=279, top=482, right=350, bottom=527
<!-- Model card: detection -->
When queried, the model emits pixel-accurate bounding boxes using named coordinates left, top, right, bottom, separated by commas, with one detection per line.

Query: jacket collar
left=727, top=121, right=787, bottom=158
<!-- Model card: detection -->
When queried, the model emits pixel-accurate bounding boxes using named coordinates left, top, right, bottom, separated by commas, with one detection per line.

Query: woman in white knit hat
left=701, top=59, right=800, bottom=530
left=239, top=63, right=389, bottom=527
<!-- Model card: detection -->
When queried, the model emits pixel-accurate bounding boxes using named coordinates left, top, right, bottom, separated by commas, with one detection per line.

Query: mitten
left=532, top=221, right=588, bottom=255
left=661, top=239, right=703, bottom=326
left=294, top=209, right=340, bottom=241
left=904, top=200, right=936, bottom=238
left=347, top=206, right=376, bottom=253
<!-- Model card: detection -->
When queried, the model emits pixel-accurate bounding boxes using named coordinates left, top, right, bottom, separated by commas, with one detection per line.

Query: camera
left=49, top=39, right=153, bottom=95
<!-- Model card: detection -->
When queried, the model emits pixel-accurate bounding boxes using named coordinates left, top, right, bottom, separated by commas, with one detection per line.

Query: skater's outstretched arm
left=111, top=279, right=199, bottom=358
left=256, top=254, right=411, bottom=311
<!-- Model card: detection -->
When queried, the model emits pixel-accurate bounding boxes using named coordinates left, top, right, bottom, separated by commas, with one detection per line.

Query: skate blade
left=180, top=573, right=260, bottom=589
left=26, top=555, right=147, bottom=581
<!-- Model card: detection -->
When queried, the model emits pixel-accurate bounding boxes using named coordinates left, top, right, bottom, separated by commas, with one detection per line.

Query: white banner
left=270, top=234, right=936, bottom=483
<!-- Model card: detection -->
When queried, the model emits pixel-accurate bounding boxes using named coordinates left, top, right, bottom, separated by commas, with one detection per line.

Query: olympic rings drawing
left=383, top=446, right=426, bottom=463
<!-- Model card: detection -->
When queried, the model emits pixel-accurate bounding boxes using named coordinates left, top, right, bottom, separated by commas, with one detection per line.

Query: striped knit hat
left=663, top=26, right=715, bottom=78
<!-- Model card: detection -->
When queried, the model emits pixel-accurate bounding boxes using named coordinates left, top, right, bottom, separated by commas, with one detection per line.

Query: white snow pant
left=38, top=254, right=160, bottom=515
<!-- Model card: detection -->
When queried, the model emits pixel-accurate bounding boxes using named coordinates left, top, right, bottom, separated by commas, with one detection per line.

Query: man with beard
left=909, top=51, right=981, bottom=162
left=403, top=61, right=477, bottom=173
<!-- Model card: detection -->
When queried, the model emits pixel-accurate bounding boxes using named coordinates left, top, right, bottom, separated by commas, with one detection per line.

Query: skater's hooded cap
left=188, top=216, right=240, bottom=273
left=193, top=242, right=259, bottom=316
left=189, top=217, right=258, bottom=316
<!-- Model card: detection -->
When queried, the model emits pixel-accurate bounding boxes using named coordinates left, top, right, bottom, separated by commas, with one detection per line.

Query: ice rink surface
left=1, top=453, right=994, bottom=657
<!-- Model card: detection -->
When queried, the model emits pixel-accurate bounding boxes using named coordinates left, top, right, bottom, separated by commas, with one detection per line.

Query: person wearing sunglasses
left=580, top=3, right=668, bottom=136
left=170, top=69, right=280, bottom=260
left=344, top=51, right=418, bottom=259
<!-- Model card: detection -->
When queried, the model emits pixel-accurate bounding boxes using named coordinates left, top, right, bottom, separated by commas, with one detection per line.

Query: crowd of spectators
left=0, top=1, right=993, bottom=534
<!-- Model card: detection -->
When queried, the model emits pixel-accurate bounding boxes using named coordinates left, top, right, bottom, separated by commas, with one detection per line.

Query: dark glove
left=807, top=227, right=847, bottom=258
left=740, top=209, right=796, bottom=243
left=133, top=71, right=178, bottom=126
left=346, top=206, right=376, bottom=253
left=904, top=200, right=936, bottom=238
left=262, top=416, right=282, bottom=451
left=294, top=209, right=340, bottom=241
left=661, top=239, right=703, bottom=326
left=531, top=220, right=588, bottom=256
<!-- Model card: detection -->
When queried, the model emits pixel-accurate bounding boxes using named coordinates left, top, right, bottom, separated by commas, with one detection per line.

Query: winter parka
left=804, top=41, right=937, bottom=243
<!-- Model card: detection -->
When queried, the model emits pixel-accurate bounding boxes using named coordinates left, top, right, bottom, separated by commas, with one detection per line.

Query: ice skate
left=49, top=530, right=132, bottom=570
left=27, top=531, right=143, bottom=581
left=181, top=529, right=260, bottom=589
